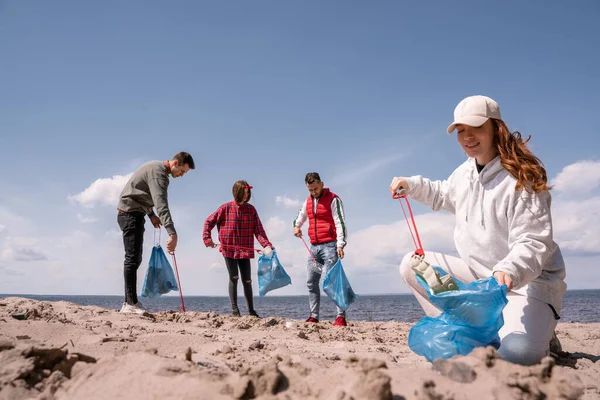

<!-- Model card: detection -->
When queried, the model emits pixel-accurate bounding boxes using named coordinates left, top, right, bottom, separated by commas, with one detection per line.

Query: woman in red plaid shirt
left=203, top=180, right=273, bottom=317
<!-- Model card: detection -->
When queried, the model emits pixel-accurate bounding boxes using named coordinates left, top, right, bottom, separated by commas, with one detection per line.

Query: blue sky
left=1, top=0, right=599, bottom=297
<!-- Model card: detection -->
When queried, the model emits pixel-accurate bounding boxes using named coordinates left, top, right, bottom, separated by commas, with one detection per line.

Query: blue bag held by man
left=322, top=259, right=357, bottom=311
left=407, top=254, right=508, bottom=362
left=257, top=250, right=292, bottom=297
left=141, top=245, right=179, bottom=298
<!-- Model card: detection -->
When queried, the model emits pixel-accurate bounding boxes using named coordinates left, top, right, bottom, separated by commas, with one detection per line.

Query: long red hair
left=493, top=119, right=551, bottom=193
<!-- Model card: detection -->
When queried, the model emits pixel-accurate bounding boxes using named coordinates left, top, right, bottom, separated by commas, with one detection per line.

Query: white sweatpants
left=399, top=251, right=557, bottom=365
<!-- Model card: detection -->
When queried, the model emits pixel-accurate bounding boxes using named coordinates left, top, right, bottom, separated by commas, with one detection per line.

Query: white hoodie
left=405, top=156, right=566, bottom=313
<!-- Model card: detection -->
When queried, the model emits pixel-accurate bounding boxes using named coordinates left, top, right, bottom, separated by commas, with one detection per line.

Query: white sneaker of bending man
left=120, top=302, right=147, bottom=314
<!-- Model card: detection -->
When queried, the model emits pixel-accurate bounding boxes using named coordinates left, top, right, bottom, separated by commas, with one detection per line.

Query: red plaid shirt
left=203, top=201, right=272, bottom=259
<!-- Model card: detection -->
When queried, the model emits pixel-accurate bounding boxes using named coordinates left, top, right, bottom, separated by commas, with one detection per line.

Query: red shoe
left=333, top=316, right=347, bottom=327
left=306, top=317, right=319, bottom=323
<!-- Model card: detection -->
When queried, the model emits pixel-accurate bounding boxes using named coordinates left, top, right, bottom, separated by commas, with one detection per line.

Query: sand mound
left=0, top=340, right=96, bottom=400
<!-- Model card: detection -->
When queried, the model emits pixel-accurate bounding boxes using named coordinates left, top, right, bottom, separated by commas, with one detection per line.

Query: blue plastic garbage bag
left=322, top=259, right=357, bottom=311
left=408, top=266, right=508, bottom=362
left=141, top=245, right=179, bottom=298
left=257, top=250, right=292, bottom=297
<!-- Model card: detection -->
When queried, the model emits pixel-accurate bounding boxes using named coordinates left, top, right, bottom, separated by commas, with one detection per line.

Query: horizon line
left=2, top=288, right=599, bottom=298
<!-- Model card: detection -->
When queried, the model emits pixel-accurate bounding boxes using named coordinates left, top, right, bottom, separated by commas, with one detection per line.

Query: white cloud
left=1, top=236, right=48, bottom=262
left=346, top=213, right=456, bottom=273
left=330, top=154, right=402, bottom=187
left=104, top=229, right=122, bottom=240
left=0, top=211, right=48, bottom=263
left=0, top=207, right=34, bottom=234
left=6, top=236, right=38, bottom=247
left=263, top=216, right=287, bottom=242
left=0, top=264, right=25, bottom=276
left=552, top=197, right=600, bottom=254
left=551, top=160, right=600, bottom=195
left=275, top=195, right=302, bottom=209
left=77, top=213, right=98, bottom=224
left=0, top=224, right=5, bottom=233
left=8, top=248, right=48, bottom=262
left=68, top=173, right=133, bottom=207
left=53, top=231, right=94, bottom=249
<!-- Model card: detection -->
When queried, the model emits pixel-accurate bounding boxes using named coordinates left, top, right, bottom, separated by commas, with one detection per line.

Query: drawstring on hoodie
left=480, top=189, right=485, bottom=228
left=478, top=163, right=487, bottom=228
left=467, top=160, right=487, bottom=228
left=466, top=178, right=473, bottom=223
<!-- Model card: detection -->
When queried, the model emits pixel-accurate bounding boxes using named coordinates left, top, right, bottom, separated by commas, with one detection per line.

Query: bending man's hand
left=149, top=215, right=161, bottom=228
left=166, top=233, right=178, bottom=253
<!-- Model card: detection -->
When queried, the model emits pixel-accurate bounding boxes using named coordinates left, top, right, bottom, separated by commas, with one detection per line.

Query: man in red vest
left=293, top=172, right=348, bottom=326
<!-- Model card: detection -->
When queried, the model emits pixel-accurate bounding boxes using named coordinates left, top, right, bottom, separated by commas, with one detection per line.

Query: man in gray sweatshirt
left=117, top=151, right=195, bottom=314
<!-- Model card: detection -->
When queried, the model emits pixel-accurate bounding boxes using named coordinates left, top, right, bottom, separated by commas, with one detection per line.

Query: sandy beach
left=0, top=296, right=598, bottom=400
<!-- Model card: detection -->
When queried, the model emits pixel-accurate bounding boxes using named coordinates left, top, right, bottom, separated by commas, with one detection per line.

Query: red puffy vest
left=306, top=188, right=338, bottom=245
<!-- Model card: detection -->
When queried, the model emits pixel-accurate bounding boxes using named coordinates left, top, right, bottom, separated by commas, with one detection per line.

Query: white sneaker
left=120, top=302, right=147, bottom=314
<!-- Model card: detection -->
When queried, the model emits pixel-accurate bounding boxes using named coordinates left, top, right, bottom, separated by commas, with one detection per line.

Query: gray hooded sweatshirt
left=117, top=161, right=176, bottom=235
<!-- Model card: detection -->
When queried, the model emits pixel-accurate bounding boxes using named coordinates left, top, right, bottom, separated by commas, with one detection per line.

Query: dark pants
left=224, top=257, right=255, bottom=313
left=117, top=211, right=145, bottom=305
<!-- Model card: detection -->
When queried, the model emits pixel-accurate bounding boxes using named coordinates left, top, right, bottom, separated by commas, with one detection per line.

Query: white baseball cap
left=446, top=95, right=502, bottom=134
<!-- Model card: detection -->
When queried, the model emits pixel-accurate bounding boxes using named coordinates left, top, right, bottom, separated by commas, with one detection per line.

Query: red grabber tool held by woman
left=393, top=188, right=424, bottom=257
left=393, top=189, right=458, bottom=293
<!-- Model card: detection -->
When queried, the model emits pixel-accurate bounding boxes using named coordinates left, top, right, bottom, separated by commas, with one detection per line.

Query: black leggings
left=224, top=257, right=255, bottom=312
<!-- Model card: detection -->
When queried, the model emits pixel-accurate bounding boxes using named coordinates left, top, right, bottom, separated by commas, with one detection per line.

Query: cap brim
left=446, top=116, right=490, bottom=134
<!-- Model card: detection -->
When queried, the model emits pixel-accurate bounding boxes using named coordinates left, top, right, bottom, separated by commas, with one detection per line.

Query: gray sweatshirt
left=117, top=161, right=176, bottom=235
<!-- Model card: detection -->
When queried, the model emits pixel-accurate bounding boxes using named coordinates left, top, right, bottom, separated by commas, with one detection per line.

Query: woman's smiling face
left=456, top=119, right=498, bottom=165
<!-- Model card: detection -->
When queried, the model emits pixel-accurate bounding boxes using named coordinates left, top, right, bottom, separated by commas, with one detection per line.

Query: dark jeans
left=117, top=211, right=145, bottom=305
left=224, top=257, right=255, bottom=313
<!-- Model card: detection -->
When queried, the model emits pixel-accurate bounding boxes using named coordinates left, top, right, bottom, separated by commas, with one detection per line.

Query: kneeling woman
left=391, top=96, right=565, bottom=365
left=203, top=180, right=273, bottom=317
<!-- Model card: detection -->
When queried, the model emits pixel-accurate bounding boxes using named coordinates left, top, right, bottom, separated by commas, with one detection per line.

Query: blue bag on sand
left=257, top=250, right=292, bottom=297
left=322, top=259, right=357, bottom=311
left=141, top=245, right=179, bottom=298
left=408, top=266, right=508, bottom=362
